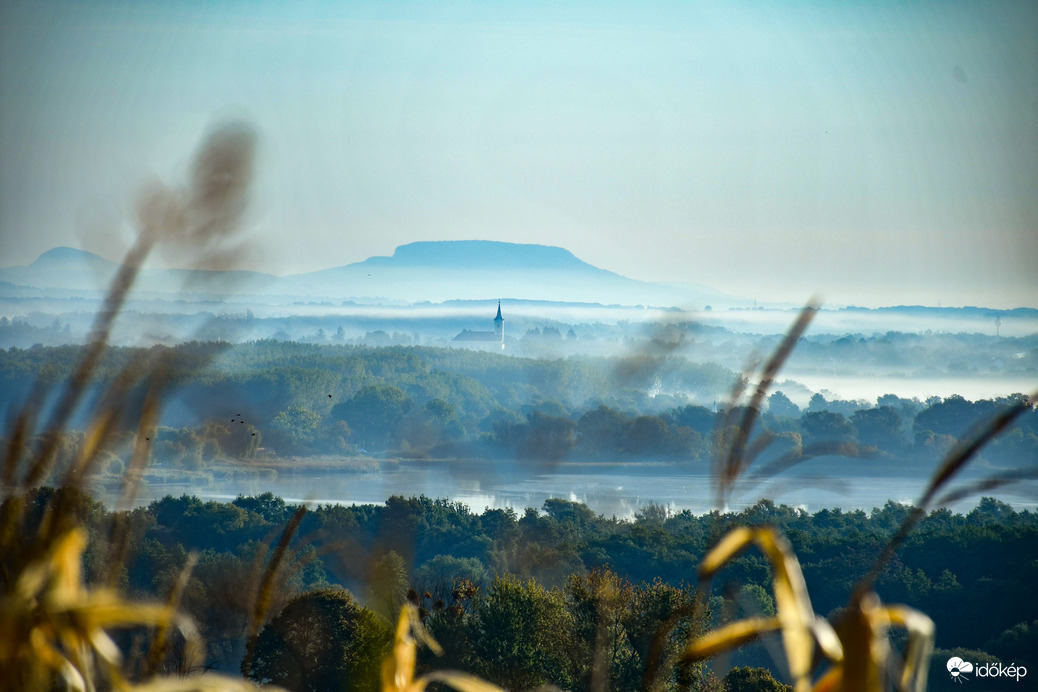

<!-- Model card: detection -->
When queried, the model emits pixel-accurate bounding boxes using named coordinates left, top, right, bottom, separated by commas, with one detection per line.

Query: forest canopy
left=6, top=487, right=1034, bottom=688
left=0, top=341, right=1034, bottom=469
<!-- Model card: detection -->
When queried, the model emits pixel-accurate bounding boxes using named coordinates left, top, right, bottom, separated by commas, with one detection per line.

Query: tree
left=245, top=589, right=390, bottom=692
left=332, top=384, right=414, bottom=449
left=564, top=568, right=635, bottom=691
left=914, top=394, right=997, bottom=439
left=665, top=404, right=717, bottom=437
left=471, top=576, right=577, bottom=690
left=517, top=411, right=576, bottom=461
left=850, top=406, right=906, bottom=452
left=414, top=555, right=488, bottom=602
left=233, top=492, right=290, bottom=523
left=623, top=416, right=670, bottom=456
left=577, top=405, right=629, bottom=456
left=368, top=550, right=408, bottom=620
left=807, top=393, right=828, bottom=413
left=799, top=410, right=856, bottom=446
left=723, top=666, right=793, bottom=692
left=624, top=578, right=707, bottom=690
left=397, top=399, right=463, bottom=455
left=767, top=391, right=800, bottom=419
left=270, top=405, right=322, bottom=453
left=967, top=497, right=1015, bottom=524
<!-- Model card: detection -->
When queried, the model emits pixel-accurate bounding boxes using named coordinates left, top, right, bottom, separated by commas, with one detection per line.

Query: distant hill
left=273, top=240, right=735, bottom=307
left=0, top=247, right=275, bottom=296
left=1, top=241, right=737, bottom=308
left=0, top=247, right=122, bottom=291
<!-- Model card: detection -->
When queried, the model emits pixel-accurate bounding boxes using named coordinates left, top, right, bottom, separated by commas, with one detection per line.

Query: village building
left=453, top=302, right=505, bottom=350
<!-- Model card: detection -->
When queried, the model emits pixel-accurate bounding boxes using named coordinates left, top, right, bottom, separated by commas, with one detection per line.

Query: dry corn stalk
left=1, top=121, right=275, bottom=692
left=683, top=303, right=1035, bottom=691
left=381, top=604, right=507, bottom=692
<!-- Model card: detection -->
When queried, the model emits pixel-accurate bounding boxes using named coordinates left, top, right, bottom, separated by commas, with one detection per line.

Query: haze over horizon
left=8, top=240, right=1038, bottom=314
left=2, top=0, right=1036, bottom=309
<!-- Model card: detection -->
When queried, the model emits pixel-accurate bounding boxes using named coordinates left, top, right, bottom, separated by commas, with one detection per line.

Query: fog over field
left=4, top=245, right=1035, bottom=407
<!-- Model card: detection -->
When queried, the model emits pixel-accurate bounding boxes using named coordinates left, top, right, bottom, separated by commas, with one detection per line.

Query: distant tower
left=494, top=301, right=505, bottom=349
left=995, top=315, right=1002, bottom=337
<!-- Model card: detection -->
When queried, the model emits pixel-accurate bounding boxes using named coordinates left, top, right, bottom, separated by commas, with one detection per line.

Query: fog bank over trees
left=2, top=341, right=1034, bottom=479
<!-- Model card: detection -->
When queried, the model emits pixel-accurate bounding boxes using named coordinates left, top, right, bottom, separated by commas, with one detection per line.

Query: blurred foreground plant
left=0, top=122, right=277, bottom=691
left=679, top=303, right=1037, bottom=692
left=381, top=604, right=506, bottom=692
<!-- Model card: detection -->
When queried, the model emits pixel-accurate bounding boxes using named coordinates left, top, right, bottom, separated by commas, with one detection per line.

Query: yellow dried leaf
left=683, top=617, right=781, bottom=661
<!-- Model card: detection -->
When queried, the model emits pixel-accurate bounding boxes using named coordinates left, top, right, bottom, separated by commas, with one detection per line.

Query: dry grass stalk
left=381, top=604, right=506, bottom=692
left=240, top=505, right=308, bottom=680
left=683, top=304, right=1037, bottom=691
left=1, top=122, right=278, bottom=691
left=713, top=300, right=819, bottom=509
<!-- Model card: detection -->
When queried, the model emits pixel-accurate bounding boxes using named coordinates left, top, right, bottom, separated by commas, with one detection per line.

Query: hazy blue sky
left=2, top=0, right=1036, bottom=307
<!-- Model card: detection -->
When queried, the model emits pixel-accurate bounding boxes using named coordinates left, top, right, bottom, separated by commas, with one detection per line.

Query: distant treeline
left=0, top=341, right=1035, bottom=470
left=8, top=488, right=1035, bottom=687
left=2, top=311, right=1036, bottom=376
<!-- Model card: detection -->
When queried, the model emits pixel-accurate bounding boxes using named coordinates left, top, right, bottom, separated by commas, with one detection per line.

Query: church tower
left=494, top=301, right=504, bottom=348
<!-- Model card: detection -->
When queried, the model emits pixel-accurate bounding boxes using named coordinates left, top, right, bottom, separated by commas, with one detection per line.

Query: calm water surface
left=98, top=457, right=1038, bottom=519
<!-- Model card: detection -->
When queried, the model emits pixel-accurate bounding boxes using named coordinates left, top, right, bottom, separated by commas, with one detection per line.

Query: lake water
left=96, top=457, right=1038, bottom=519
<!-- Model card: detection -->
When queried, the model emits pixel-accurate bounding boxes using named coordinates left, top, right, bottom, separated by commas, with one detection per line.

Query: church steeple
left=494, top=301, right=504, bottom=349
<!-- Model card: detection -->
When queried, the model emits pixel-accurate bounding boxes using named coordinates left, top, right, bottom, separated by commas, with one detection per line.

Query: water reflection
left=94, top=458, right=1038, bottom=519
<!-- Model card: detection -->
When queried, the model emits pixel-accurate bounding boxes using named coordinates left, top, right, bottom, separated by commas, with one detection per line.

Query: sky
left=1, top=0, right=1036, bottom=308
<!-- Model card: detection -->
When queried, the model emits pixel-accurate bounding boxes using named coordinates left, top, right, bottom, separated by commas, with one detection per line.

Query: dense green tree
left=665, top=404, right=717, bottom=437
left=368, top=550, right=409, bottom=620
left=914, top=394, right=997, bottom=439
left=564, top=568, right=635, bottom=691
left=577, top=405, right=630, bottom=456
left=332, top=384, right=413, bottom=449
left=233, top=492, right=290, bottom=523
left=414, top=555, right=488, bottom=602
left=152, top=427, right=204, bottom=468
left=470, top=576, right=578, bottom=690
left=850, top=406, right=906, bottom=452
left=799, top=410, right=856, bottom=446
left=245, top=589, right=390, bottom=692
left=623, top=416, right=670, bottom=456
left=966, top=496, right=1015, bottom=524
left=807, top=393, right=828, bottom=413
left=270, top=405, right=322, bottom=453
left=723, top=666, right=793, bottom=692
left=766, top=391, right=800, bottom=419
left=516, top=411, right=577, bottom=461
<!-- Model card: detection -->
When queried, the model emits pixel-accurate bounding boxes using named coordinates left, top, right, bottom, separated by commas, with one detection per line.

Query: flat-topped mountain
left=274, top=240, right=728, bottom=306
left=1, top=241, right=733, bottom=308
left=368, top=241, right=591, bottom=270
